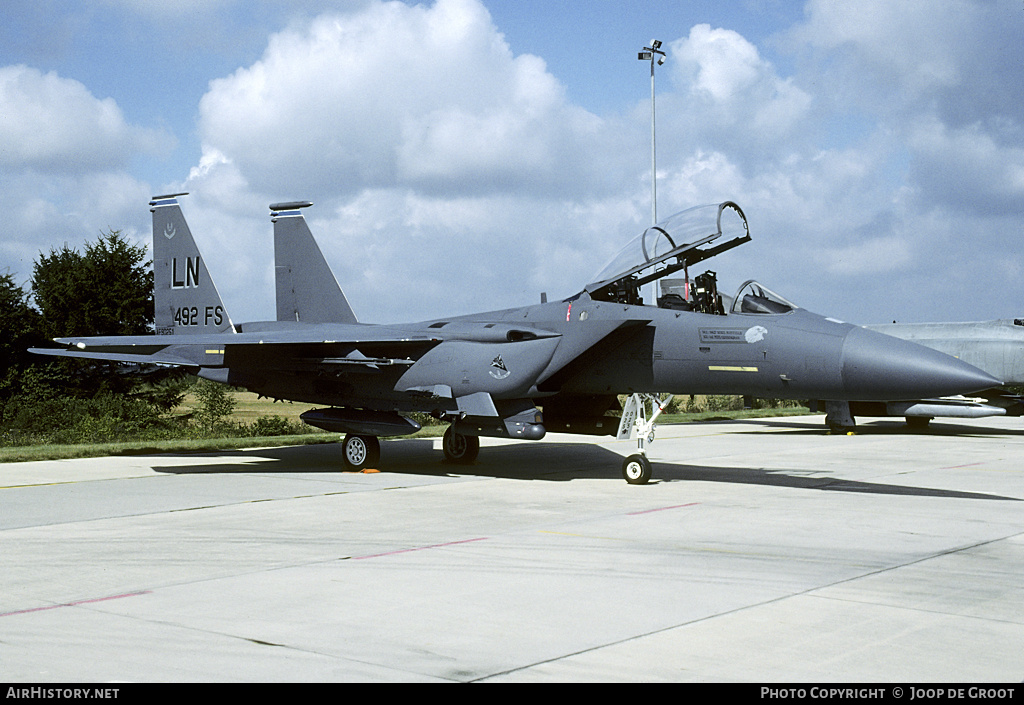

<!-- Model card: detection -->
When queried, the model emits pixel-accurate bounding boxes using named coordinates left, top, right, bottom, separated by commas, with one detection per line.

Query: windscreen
left=730, top=280, right=797, bottom=314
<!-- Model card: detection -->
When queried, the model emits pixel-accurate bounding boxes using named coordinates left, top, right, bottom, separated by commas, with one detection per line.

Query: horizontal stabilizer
left=29, top=347, right=199, bottom=368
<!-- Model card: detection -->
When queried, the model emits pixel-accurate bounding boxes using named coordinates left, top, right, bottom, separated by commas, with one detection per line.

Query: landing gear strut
left=342, top=434, right=380, bottom=471
left=618, top=393, right=673, bottom=484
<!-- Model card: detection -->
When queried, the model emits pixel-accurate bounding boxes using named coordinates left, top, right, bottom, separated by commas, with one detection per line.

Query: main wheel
left=622, top=454, right=652, bottom=484
left=442, top=426, right=480, bottom=464
left=342, top=434, right=380, bottom=471
left=906, top=416, right=931, bottom=430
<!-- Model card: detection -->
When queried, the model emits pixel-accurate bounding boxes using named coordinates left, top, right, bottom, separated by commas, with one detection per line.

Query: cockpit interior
left=582, top=202, right=795, bottom=317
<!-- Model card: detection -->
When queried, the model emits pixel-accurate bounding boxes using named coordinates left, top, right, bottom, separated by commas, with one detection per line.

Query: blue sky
left=2, top=0, right=1023, bottom=326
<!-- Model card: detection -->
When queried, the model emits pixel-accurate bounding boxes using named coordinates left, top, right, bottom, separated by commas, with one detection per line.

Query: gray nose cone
left=841, top=326, right=1001, bottom=400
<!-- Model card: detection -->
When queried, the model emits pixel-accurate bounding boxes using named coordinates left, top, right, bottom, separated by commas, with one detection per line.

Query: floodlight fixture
left=638, top=39, right=666, bottom=225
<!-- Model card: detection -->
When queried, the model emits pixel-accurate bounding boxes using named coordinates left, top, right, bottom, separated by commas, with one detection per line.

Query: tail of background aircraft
left=150, top=193, right=235, bottom=335
left=270, top=201, right=358, bottom=324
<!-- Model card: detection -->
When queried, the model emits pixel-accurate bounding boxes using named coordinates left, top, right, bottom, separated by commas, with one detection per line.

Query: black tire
left=622, top=454, right=652, bottom=484
left=906, top=416, right=932, bottom=430
left=442, top=426, right=480, bottom=464
left=342, top=434, right=380, bottom=471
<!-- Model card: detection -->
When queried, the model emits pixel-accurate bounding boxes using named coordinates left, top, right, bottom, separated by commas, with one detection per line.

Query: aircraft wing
left=30, top=319, right=567, bottom=373
left=30, top=325, right=444, bottom=370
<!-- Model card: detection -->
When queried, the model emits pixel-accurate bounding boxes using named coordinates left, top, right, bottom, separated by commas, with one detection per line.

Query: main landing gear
left=442, top=426, right=480, bottom=464
left=340, top=427, right=481, bottom=471
left=342, top=434, right=380, bottom=471
left=339, top=394, right=669, bottom=484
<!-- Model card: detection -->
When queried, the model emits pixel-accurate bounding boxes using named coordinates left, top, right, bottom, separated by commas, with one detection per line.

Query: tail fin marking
left=150, top=193, right=235, bottom=335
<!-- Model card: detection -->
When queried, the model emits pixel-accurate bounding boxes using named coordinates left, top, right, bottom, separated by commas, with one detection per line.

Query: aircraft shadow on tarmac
left=732, top=416, right=1024, bottom=437
left=152, top=436, right=1019, bottom=502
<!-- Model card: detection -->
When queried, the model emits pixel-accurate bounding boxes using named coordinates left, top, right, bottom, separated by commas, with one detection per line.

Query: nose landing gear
left=618, top=393, right=673, bottom=484
left=622, top=453, right=653, bottom=484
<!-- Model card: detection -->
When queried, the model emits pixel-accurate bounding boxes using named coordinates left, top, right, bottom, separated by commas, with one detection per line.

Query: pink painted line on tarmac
left=627, top=502, right=700, bottom=516
left=1, top=590, right=153, bottom=618
left=354, top=537, right=489, bottom=560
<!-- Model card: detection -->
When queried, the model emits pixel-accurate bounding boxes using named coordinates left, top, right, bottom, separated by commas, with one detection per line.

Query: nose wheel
left=622, top=454, right=652, bottom=484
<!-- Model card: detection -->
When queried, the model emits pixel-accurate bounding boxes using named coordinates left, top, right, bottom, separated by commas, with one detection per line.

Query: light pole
left=638, top=39, right=665, bottom=226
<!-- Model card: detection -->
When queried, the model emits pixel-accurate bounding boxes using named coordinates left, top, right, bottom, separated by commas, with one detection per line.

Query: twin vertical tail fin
left=149, top=195, right=353, bottom=333
left=270, top=201, right=358, bottom=324
left=150, top=193, right=234, bottom=335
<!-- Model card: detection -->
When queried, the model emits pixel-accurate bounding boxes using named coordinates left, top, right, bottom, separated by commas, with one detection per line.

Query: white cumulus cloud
left=668, top=24, right=812, bottom=151
left=0, top=64, right=166, bottom=284
left=0, top=65, right=166, bottom=172
left=196, top=0, right=614, bottom=200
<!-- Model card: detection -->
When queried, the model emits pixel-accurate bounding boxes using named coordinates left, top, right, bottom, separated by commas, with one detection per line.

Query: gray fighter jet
left=867, top=319, right=1024, bottom=385
left=31, top=195, right=1000, bottom=483
left=814, top=319, right=1024, bottom=430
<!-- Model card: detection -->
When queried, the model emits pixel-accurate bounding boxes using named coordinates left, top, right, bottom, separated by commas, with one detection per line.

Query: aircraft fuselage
left=216, top=295, right=1000, bottom=421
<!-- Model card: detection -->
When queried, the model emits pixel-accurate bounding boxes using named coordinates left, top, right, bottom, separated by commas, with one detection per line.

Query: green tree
left=3, top=231, right=186, bottom=440
left=32, top=229, right=153, bottom=338
left=0, top=273, right=45, bottom=400
left=28, top=230, right=155, bottom=400
left=192, top=379, right=237, bottom=433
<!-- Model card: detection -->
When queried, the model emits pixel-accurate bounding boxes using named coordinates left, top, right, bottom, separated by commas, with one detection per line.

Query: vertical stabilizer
left=270, top=201, right=358, bottom=324
left=150, top=194, right=234, bottom=335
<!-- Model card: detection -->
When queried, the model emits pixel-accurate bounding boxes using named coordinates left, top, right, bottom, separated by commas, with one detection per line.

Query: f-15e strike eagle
left=31, top=195, right=1000, bottom=483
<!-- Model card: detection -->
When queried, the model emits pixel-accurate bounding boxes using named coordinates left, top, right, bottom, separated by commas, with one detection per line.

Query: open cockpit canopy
left=585, top=202, right=751, bottom=306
